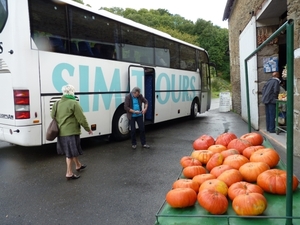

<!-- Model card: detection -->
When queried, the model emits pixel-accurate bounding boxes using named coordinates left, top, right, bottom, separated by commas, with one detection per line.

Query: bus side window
left=78, top=41, right=93, bottom=57
left=70, top=42, right=79, bottom=55
left=49, top=37, right=66, bottom=53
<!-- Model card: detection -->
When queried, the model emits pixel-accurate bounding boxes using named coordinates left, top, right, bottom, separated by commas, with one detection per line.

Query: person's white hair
left=62, top=84, right=75, bottom=96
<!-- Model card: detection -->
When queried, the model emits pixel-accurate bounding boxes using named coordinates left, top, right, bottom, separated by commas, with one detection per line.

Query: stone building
left=223, top=0, right=300, bottom=155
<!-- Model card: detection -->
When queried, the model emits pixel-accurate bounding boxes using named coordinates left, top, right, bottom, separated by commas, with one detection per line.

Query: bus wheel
left=112, top=107, right=130, bottom=141
left=190, top=99, right=199, bottom=119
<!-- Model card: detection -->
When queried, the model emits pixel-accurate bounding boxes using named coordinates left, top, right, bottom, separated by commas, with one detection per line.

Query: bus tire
left=112, top=106, right=130, bottom=141
left=190, top=99, right=199, bottom=119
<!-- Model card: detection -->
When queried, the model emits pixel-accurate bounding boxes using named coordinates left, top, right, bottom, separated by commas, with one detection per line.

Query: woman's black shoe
left=66, top=174, right=80, bottom=180
left=76, top=164, right=87, bottom=171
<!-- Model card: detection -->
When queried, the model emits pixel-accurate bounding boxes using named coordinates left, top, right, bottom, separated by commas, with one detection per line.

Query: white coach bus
left=0, top=0, right=211, bottom=146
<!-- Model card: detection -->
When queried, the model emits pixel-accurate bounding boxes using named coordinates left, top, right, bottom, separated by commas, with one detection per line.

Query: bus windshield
left=0, top=0, right=8, bottom=32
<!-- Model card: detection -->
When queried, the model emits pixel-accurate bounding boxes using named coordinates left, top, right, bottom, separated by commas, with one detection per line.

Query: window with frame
left=119, top=24, right=154, bottom=64
left=29, top=0, right=67, bottom=52
left=180, top=45, right=196, bottom=71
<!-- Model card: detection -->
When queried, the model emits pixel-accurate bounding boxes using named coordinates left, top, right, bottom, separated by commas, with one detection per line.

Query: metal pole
left=285, top=19, right=294, bottom=225
left=244, top=60, right=251, bottom=132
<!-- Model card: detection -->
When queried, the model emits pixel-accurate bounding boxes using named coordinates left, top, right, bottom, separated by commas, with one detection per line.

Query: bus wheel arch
left=111, top=104, right=130, bottom=141
left=190, top=97, right=200, bottom=119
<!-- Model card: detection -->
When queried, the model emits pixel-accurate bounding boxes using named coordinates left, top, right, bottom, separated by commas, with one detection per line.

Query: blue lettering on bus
left=52, top=64, right=198, bottom=112
left=93, top=67, right=122, bottom=111
left=171, top=74, right=181, bottom=103
left=131, top=69, right=144, bottom=89
left=156, top=73, right=170, bottom=104
left=52, top=63, right=74, bottom=91
left=79, top=65, right=90, bottom=112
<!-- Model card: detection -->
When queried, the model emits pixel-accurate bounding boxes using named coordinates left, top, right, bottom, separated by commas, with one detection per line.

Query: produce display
left=164, top=132, right=300, bottom=217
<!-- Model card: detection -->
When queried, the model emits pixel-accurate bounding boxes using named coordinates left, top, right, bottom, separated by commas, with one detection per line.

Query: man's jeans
left=265, top=103, right=276, bottom=132
left=130, top=116, right=146, bottom=145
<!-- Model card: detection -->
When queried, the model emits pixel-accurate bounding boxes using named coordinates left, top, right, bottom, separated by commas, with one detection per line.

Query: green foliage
left=211, top=77, right=231, bottom=98
left=72, top=0, right=84, bottom=4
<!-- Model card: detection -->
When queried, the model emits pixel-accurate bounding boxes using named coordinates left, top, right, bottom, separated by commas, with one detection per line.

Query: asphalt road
left=0, top=105, right=296, bottom=225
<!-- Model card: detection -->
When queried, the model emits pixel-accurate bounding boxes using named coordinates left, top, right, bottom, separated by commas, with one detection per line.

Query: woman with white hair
left=51, top=84, right=93, bottom=180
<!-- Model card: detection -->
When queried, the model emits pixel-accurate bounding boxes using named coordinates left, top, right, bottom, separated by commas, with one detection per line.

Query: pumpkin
left=215, top=132, right=237, bottom=147
left=232, top=193, right=267, bottom=216
left=239, top=162, right=270, bottom=183
left=172, top=179, right=200, bottom=193
left=193, top=135, right=215, bottom=150
left=166, top=188, right=197, bottom=208
left=242, top=145, right=265, bottom=159
left=217, top=169, right=243, bottom=187
left=191, top=150, right=214, bottom=164
left=227, top=138, right=252, bottom=154
left=210, top=164, right=233, bottom=178
left=193, top=174, right=216, bottom=186
left=223, top=154, right=249, bottom=170
left=198, top=189, right=228, bottom=215
left=220, top=149, right=240, bottom=158
left=199, top=179, right=228, bottom=196
left=257, top=169, right=299, bottom=194
left=182, top=166, right=207, bottom=178
left=250, top=148, right=280, bottom=168
left=206, top=153, right=224, bottom=171
left=180, top=156, right=202, bottom=168
left=240, top=132, right=264, bottom=146
left=228, top=181, right=264, bottom=201
left=207, top=144, right=227, bottom=154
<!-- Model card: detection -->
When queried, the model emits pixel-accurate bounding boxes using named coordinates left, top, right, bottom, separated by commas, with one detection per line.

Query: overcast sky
left=82, top=0, right=228, bottom=28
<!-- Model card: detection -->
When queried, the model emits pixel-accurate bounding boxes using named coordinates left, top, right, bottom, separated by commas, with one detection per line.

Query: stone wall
left=227, top=0, right=265, bottom=114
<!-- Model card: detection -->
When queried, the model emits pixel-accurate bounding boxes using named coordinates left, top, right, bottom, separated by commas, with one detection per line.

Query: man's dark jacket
left=262, top=77, right=280, bottom=104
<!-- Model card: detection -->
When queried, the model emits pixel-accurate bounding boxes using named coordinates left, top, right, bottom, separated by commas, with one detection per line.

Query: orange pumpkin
left=220, top=149, right=240, bottom=158
left=206, top=153, right=224, bottom=171
left=166, top=188, right=197, bottom=208
left=210, top=164, right=233, bottom=178
left=199, top=179, right=228, bottom=196
left=172, top=179, right=200, bottom=193
left=240, top=132, right=264, bottom=146
left=250, top=148, right=280, bottom=168
left=228, top=181, right=264, bottom=201
left=223, top=154, right=249, bottom=170
left=193, top=135, right=215, bottom=150
left=232, top=193, right=267, bottom=215
left=257, top=169, right=299, bottom=194
left=182, top=166, right=207, bottom=178
left=180, top=156, right=202, bottom=168
left=215, top=132, right=237, bottom=147
left=193, top=174, right=216, bottom=186
left=242, top=145, right=264, bottom=159
left=217, top=169, right=243, bottom=187
left=227, top=138, right=252, bottom=154
left=239, top=162, right=270, bottom=183
left=208, top=144, right=227, bottom=154
left=191, top=150, right=214, bottom=164
left=198, top=189, right=228, bottom=215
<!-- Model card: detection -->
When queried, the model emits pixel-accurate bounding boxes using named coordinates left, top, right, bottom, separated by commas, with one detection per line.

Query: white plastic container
left=219, top=92, right=231, bottom=112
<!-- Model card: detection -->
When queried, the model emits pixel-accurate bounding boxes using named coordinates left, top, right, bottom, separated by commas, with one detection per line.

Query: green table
left=155, top=139, right=300, bottom=225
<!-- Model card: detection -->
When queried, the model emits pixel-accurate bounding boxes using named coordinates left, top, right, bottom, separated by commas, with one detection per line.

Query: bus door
left=128, top=66, right=155, bottom=125
left=200, top=62, right=211, bottom=113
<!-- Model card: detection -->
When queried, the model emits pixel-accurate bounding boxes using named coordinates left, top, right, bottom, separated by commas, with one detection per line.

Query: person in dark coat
left=262, top=72, right=281, bottom=133
left=124, top=87, right=150, bottom=149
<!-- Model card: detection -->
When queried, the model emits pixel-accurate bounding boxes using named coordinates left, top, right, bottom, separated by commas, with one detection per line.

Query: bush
left=211, top=77, right=231, bottom=98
